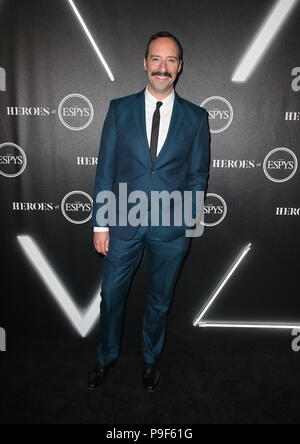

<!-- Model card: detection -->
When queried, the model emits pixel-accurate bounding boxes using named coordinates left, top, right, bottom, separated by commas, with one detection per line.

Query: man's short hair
left=145, top=32, right=183, bottom=62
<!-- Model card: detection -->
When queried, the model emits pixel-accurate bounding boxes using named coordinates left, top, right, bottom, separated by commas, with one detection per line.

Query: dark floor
left=1, top=328, right=300, bottom=424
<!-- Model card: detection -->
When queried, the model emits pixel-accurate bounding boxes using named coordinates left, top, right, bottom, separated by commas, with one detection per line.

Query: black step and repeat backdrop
left=0, top=0, right=299, bottom=348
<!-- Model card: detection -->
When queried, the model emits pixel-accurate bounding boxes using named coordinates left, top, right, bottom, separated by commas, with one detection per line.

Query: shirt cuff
left=93, top=227, right=109, bottom=232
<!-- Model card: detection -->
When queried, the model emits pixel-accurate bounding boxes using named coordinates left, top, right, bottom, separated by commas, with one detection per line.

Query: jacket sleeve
left=185, top=109, right=210, bottom=221
left=91, top=100, right=118, bottom=228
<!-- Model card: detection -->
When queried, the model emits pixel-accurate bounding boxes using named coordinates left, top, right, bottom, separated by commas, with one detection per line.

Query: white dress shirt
left=145, top=86, right=175, bottom=157
left=94, top=86, right=175, bottom=232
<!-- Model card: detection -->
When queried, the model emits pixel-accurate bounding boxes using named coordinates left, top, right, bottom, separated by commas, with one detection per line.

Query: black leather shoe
left=143, top=363, right=160, bottom=392
left=86, top=361, right=115, bottom=390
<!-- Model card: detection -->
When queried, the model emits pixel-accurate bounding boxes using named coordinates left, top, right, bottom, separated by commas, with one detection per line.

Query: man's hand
left=94, top=232, right=110, bottom=256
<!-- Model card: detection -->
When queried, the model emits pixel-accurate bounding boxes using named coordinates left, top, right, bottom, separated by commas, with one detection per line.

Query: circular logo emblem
left=0, top=143, right=27, bottom=178
left=201, top=96, right=233, bottom=134
left=58, top=94, right=94, bottom=131
left=203, top=193, right=227, bottom=227
left=263, top=148, right=298, bottom=183
left=61, top=191, right=93, bottom=224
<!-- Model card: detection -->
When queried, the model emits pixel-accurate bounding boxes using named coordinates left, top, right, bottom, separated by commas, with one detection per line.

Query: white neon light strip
left=193, top=242, right=300, bottom=330
left=17, top=235, right=101, bottom=337
left=67, top=0, right=115, bottom=82
left=232, top=0, right=298, bottom=82
left=198, top=322, right=300, bottom=330
left=193, top=243, right=252, bottom=326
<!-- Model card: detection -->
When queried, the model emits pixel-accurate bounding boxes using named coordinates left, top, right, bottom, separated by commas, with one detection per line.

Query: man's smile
left=155, top=75, right=169, bottom=80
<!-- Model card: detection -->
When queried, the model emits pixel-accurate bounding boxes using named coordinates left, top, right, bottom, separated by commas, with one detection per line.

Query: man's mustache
left=152, top=72, right=172, bottom=78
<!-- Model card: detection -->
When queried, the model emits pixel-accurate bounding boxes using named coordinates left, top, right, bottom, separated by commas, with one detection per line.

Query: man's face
left=144, top=37, right=182, bottom=97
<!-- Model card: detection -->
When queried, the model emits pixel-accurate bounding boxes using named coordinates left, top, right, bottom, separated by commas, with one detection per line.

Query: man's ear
left=143, top=58, right=148, bottom=72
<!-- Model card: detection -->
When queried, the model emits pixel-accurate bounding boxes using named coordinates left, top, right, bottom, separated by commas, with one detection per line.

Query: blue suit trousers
left=97, top=210, right=191, bottom=366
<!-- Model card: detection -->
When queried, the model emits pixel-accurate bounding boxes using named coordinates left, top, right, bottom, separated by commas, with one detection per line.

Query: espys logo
left=61, top=191, right=93, bottom=224
left=0, top=327, right=6, bottom=352
left=58, top=94, right=94, bottom=131
left=263, top=148, right=298, bottom=183
left=201, top=97, right=233, bottom=134
left=0, top=67, right=6, bottom=92
left=7, top=94, right=95, bottom=130
left=291, top=67, right=300, bottom=92
left=0, top=143, right=27, bottom=178
left=203, top=193, right=227, bottom=227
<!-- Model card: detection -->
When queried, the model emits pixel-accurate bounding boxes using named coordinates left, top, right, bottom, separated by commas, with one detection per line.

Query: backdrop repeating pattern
left=0, top=0, right=299, bottom=344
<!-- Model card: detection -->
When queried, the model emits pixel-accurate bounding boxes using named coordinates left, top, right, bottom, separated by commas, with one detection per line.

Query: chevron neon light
left=17, top=235, right=101, bottom=337
left=193, top=243, right=252, bottom=326
left=232, top=0, right=298, bottom=82
left=67, top=0, right=115, bottom=82
left=193, top=242, right=300, bottom=330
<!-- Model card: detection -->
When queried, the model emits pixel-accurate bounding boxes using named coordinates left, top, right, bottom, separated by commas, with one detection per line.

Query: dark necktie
left=150, top=101, right=163, bottom=163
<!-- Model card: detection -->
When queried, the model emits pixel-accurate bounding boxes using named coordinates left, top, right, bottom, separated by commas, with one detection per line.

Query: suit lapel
left=133, top=88, right=152, bottom=165
left=155, top=91, right=184, bottom=163
left=133, top=88, right=184, bottom=165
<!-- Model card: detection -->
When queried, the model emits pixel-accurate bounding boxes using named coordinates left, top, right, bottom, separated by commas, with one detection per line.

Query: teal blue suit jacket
left=92, top=87, right=210, bottom=241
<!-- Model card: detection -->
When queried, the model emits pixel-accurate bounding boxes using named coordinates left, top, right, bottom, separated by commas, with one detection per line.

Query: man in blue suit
left=87, top=32, right=210, bottom=392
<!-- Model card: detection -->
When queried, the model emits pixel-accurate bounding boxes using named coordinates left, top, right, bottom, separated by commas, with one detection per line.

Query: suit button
left=151, top=169, right=155, bottom=174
